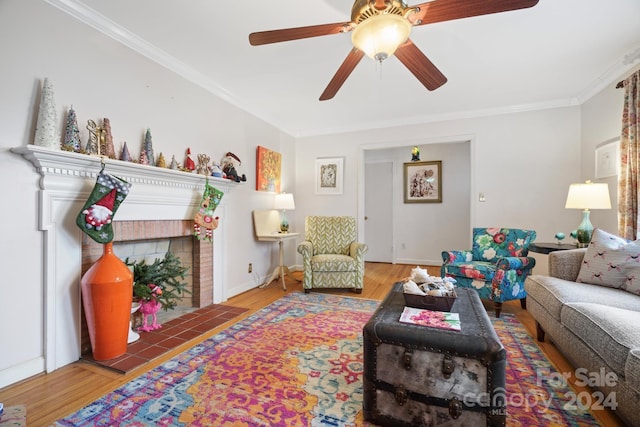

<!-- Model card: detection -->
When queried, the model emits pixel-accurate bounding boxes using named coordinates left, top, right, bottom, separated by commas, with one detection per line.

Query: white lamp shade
left=351, top=14, right=411, bottom=61
left=565, top=181, right=611, bottom=210
left=274, top=193, right=295, bottom=210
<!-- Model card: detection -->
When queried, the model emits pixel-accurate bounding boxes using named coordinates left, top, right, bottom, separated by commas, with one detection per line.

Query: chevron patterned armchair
left=297, top=216, right=368, bottom=293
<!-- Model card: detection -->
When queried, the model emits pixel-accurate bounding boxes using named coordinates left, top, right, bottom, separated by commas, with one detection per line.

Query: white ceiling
left=52, top=0, right=640, bottom=137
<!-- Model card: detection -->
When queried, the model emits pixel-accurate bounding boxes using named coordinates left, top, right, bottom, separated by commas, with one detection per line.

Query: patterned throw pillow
left=576, top=229, right=640, bottom=289
left=621, top=266, right=640, bottom=296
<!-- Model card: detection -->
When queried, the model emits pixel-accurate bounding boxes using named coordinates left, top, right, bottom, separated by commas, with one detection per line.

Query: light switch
left=479, top=192, right=486, bottom=202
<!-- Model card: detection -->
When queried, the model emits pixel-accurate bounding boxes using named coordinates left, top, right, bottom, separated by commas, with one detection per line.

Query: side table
left=529, top=242, right=578, bottom=276
left=529, top=242, right=578, bottom=254
left=257, top=232, right=300, bottom=290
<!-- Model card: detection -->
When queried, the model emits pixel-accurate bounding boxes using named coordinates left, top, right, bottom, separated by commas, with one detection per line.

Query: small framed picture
left=315, top=157, right=344, bottom=195
left=404, top=160, right=442, bottom=203
left=595, top=139, right=619, bottom=179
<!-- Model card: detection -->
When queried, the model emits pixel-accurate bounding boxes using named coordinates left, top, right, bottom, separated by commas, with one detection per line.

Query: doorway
left=364, top=161, right=394, bottom=262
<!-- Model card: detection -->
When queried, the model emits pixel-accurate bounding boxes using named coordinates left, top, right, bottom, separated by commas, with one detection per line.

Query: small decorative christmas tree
left=120, top=141, right=133, bottom=162
left=103, top=118, right=116, bottom=159
left=34, top=77, right=60, bottom=149
left=139, top=148, right=149, bottom=165
left=62, top=106, right=81, bottom=152
left=156, top=152, right=166, bottom=168
left=126, top=251, right=190, bottom=311
left=143, top=128, right=155, bottom=166
left=169, top=155, right=179, bottom=170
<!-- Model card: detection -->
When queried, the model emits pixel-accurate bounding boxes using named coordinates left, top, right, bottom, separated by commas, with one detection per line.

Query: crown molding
left=41, top=0, right=275, bottom=125
left=41, top=0, right=640, bottom=139
left=575, top=45, right=640, bottom=104
left=296, top=97, right=580, bottom=138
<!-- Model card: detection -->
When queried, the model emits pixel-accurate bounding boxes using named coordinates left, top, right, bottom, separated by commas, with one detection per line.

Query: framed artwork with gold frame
left=403, top=160, right=442, bottom=203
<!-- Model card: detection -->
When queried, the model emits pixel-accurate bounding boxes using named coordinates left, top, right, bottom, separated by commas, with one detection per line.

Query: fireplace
left=80, top=220, right=213, bottom=354
left=12, top=145, right=236, bottom=372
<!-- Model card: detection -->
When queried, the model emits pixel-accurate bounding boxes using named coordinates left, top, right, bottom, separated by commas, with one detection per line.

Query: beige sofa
left=525, top=248, right=640, bottom=426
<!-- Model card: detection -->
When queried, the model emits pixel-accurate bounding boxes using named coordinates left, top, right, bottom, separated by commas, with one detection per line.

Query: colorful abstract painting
left=256, top=146, right=281, bottom=192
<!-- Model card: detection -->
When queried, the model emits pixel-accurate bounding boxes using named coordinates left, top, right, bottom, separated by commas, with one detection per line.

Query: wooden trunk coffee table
left=363, top=282, right=506, bottom=426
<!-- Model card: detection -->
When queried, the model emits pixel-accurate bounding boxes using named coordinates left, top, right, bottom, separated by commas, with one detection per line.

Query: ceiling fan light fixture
left=351, top=14, right=411, bottom=61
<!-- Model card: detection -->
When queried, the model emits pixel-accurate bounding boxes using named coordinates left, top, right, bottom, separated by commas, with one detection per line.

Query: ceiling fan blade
left=394, top=40, right=447, bottom=91
left=408, top=0, right=539, bottom=26
left=319, top=48, right=365, bottom=101
left=249, top=22, right=351, bottom=46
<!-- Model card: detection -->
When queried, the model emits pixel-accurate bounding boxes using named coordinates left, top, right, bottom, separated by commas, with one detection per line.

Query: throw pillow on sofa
left=621, top=265, right=640, bottom=295
left=576, top=228, right=640, bottom=289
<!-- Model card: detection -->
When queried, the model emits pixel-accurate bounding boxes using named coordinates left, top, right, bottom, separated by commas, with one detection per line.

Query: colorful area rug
left=54, top=292, right=598, bottom=426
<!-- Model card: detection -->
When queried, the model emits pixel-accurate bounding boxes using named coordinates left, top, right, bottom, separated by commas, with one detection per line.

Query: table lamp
left=565, top=180, right=611, bottom=247
left=274, top=192, right=295, bottom=233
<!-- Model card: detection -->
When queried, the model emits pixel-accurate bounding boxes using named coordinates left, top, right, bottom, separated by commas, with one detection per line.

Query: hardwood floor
left=0, top=263, right=624, bottom=426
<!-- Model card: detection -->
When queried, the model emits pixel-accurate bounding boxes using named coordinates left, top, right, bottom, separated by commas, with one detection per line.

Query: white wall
left=364, top=142, right=471, bottom=265
left=0, top=0, right=294, bottom=388
left=581, top=65, right=640, bottom=235
left=294, top=107, right=584, bottom=264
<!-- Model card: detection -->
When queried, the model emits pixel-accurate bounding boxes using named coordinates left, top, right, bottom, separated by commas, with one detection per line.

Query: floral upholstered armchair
left=297, top=216, right=368, bottom=293
left=441, top=227, right=536, bottom=317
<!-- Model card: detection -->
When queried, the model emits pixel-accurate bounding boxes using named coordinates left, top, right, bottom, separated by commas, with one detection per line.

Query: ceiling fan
left=249, top=0, right=539, bottom=101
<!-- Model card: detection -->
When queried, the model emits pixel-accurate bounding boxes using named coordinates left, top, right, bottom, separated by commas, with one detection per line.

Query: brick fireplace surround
left=82, top=220, right=213, bottom=307
left=80, top=220, right=212, bottom=354
left=12, top=145, right=236, bottom=377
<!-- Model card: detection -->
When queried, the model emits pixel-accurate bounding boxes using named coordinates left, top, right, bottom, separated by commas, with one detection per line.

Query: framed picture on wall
left=595, top=139, right=619, bottom=179
left=256, top=146, right=282, bottom=192
left=404, top=160, right=442, bottom=203
left=315, top=157, right=344, bottom=195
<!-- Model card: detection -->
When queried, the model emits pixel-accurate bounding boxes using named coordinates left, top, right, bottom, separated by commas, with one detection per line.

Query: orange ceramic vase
left=81, top=242, right=133, bottom=360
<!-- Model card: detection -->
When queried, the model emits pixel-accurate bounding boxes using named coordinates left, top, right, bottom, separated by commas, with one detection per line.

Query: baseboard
left=0, top=356, right=45, bottom=389
left=393, top=258, right=442, bottom=267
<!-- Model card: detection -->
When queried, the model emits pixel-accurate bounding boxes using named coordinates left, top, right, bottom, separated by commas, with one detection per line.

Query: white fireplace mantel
left=11, top=144, right=238, bottom=192
left=11, top=144, right=238, bottom=374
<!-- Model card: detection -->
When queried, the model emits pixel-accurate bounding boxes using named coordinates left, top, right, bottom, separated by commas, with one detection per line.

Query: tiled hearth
left=83, top=303, right=248, bottom=373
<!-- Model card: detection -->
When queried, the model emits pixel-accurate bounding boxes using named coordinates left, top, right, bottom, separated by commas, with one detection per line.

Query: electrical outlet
left=248, top=263, right=252, bottom=273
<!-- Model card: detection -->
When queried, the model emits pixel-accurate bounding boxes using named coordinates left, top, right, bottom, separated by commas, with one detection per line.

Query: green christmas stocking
left=193, top=180, right=223, bottom=242
left=76, top=170, right=132, bottom=243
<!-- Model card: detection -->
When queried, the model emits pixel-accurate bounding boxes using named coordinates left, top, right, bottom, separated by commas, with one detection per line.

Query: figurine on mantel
left=85, top=120, right=100, bottom=155
left=210, top=161, right=223, bottom=178
left=183, top=148, right=196, bottom=172
left=221, top=152, right=246, bottom=182
left=196, top=154, right=211, bottom=175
